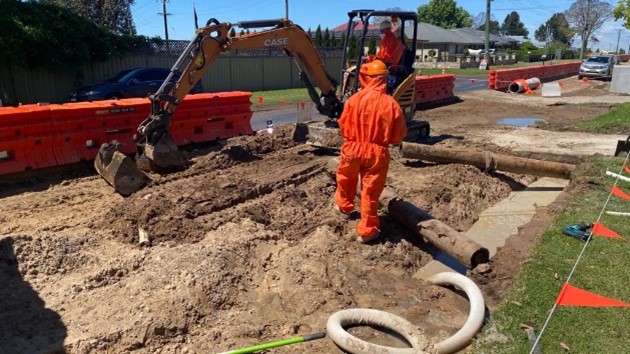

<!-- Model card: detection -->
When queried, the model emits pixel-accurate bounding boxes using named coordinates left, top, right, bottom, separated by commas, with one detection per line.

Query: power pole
left=485, top=0, right=491, bottom=62
left=159, top=0, right=171, bottom=53
left=615, top=29, right=621, bottom=53
left=284, top=0, right=289, bottom=19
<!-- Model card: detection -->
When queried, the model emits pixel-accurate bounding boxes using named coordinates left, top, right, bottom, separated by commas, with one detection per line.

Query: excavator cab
left=339, top=10, right=429, bottom=140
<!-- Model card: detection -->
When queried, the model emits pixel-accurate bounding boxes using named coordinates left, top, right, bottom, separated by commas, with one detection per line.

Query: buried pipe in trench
left=325, top=272, right=486, bottom=354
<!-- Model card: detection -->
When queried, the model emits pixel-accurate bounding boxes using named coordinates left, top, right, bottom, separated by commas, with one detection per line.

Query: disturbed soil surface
left=0, top=76, right=627, bottom=353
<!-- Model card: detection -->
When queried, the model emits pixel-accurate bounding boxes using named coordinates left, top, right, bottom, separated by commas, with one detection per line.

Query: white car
left=578, top=55, right=616, bottom=80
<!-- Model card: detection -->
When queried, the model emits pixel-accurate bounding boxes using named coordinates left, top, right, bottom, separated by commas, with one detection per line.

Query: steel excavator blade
left=94, top=141, right=147, bottom=196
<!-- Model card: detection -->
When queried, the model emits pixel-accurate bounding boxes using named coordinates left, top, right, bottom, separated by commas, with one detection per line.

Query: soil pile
left=0, top=80, right=616, bottom=352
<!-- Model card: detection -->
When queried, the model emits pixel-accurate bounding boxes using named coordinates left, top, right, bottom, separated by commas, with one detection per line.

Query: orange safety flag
left=592, top=221, right=626, bottom=241
left=624, top=161, right=630, bottom=175
left=611, top=185, right=630, bottom=202
left=555, top=283, right=630, bottom=307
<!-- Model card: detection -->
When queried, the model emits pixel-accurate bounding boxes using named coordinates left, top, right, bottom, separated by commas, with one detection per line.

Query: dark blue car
left=69, top=67, right=203, bottom=102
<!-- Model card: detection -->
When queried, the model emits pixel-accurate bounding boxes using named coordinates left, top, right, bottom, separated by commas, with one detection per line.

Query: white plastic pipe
left=427, top=272, right=486, bottom=354
left=606, top=171, right=630, bottom=183
left=326, top=272, right=485, bottom=354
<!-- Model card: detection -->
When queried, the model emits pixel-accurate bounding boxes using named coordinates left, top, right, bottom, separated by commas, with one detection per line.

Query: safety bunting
left=611, top=185, right=630, bottom=202
left=555, top=283, right=630, bottom=307
left=592, top=221, right=627, bottom=241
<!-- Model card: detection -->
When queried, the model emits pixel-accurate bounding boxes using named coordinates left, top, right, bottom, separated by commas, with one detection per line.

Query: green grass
left=473, top=155, right=630, bottom=353
left=250, top=88, right=311, bottom=107
left=576, top=103, right=630, bottom=134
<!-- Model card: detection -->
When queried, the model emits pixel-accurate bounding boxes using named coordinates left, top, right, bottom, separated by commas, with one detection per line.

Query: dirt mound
left=1, top=85, right=613, bottom=352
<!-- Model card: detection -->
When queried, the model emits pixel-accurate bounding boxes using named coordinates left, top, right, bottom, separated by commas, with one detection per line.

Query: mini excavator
left=95, top=11, right=429, bottom=195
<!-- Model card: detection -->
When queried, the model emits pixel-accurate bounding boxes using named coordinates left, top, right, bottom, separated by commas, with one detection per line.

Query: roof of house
left=330, top=21, right=398, bottom=38
left=401, top=23, right=469, bottom=44
left=449, top=28, right=520, bottom=46
left=328, top=21, right=523, bottom=46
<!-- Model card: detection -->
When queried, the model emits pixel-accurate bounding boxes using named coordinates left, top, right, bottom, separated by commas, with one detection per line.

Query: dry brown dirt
left=0, top=76, right=626, bottom=353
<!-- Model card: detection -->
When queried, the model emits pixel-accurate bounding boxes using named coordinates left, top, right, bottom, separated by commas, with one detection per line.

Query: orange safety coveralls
left=377, top=30, right=404, bottom=66
left=334, top=73, right=407, bottom=238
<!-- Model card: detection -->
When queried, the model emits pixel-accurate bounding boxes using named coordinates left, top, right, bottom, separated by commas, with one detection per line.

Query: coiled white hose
left=326, top=272, right=485, bottom=354
left=427, top=272, right=486, bottom=353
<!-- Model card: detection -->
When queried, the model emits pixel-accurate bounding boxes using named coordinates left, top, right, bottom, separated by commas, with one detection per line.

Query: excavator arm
left=138, top=19, right=342, bottom=156
left=95, top=18, right=343, bottom=195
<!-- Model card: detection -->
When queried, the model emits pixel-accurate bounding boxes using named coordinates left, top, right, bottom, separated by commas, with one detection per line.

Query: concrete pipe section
left=326, top=272, right=485, bottom=354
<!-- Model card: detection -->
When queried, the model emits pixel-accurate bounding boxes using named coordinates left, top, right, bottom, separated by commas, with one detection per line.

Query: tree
left=566, top=0, right=613, bottom=58
left=367, top=35, right=377, bottom=55
left=229, top=28, right=236, bottom=37
left=619, top=48, right=626, bottom=54
left=323, top=27, right=331, bottom=47
left=472, top=12, right=485, bottom=30
left=417, top=0, right=472, bottom=29
left=614, top=0, right=630, bottom=28
left=314, top=25, right=322, bottom=47
left=347, top=35, right=358, bottom=60
left=501, top=11, right=528, bottom=36
left=534, top=13, right=574, bottom=46
left=47, top=0, right=136, bottom=35
left=371, top=6, right=404, bottom=25
left=0, top=1, right=150, bottom=71
left=471, top=12, right=499, bottom=33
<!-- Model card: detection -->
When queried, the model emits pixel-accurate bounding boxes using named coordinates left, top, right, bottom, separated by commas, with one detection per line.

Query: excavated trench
left=1, top=125, right=542, bottom=353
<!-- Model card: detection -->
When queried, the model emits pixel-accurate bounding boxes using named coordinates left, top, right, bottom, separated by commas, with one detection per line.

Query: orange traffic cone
left=582, top=77, right=589, bottom=84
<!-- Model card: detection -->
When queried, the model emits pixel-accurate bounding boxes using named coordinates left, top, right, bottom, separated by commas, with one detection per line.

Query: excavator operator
left=376, top=20, right=404, bottom=66
left=334, top=60, right=407, bottom=244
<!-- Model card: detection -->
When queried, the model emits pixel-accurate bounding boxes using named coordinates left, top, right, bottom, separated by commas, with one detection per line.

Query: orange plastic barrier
left=414, top=74, right=456, bottom=105
left=0, top=105, right=57, bottom=175
left=488, top=62, right=581, bottom=91
left=618, top=54, right=630, bottom=62
left=169, top=92, right=253, bottom=145
left=0, top=92, right=253, bottom=176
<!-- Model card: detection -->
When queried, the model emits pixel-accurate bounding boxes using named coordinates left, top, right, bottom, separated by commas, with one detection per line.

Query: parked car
left=476, top=49, right=498, bottom=58
left=578, top=55, right=616, bottom=80
left=69, top=67, right=203, bottom=102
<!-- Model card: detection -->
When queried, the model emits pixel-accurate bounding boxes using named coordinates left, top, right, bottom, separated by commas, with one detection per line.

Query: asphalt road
left=250, top=75, right=488, bottom=132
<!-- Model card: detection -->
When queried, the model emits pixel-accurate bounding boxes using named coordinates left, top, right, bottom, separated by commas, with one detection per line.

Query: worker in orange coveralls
left=334, top=60, right=407, bottom=243
left=376, top=20, right=404, bottom=66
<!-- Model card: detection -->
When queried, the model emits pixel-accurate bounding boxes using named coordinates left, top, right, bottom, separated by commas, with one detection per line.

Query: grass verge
left=473, top=155, right=630, bottom=353
left=251, top=88, right=311, bottom=107
left=576, top=103, right=630, bottom=134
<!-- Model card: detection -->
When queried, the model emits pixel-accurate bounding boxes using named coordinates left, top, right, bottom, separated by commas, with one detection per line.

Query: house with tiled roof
left=329, top=20, right=521, bottom=62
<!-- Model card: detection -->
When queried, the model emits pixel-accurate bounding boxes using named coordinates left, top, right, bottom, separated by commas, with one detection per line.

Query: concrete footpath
left=415, top=177, right=569, bottom=279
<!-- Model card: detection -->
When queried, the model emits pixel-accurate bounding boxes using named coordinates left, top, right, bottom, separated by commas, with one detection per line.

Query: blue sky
left=132, top=0, right=629, bottom=52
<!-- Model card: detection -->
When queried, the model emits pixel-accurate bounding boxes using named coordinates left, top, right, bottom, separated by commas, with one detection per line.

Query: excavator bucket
left=144, top=134, right=189, bottom=170
left=293, top=121, right=343, bottom=150
left=94, top=141, right=147, bottom=196
left=614, top=135, right=630, bottom=157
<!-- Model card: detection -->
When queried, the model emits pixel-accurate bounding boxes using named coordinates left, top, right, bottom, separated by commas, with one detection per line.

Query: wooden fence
left=0, top=51, right=343, bottom=105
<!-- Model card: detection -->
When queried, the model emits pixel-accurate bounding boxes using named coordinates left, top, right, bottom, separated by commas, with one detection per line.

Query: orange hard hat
left=361, top=60, right=388, bottom=76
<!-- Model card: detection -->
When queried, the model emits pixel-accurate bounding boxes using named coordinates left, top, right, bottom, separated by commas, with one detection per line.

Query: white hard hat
left=379, top=21, right=392, bottom=30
